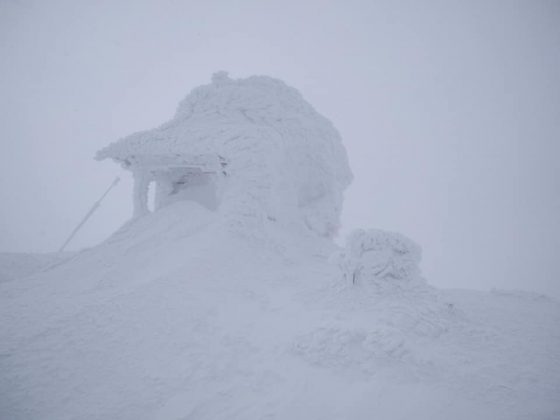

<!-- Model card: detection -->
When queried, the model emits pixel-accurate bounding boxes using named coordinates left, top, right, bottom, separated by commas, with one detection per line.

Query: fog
left=1, top=0, right=559, bottom=297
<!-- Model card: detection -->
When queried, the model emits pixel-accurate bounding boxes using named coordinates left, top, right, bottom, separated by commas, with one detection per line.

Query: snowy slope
left=1, top=201, right=559, bottom=420
left=0, top=252, right=72, bottom=284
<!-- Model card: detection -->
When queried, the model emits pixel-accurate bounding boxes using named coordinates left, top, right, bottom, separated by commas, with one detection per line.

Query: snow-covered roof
left=96, top=72, right=351, bottom=183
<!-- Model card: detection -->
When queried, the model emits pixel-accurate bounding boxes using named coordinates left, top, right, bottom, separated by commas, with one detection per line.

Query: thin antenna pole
left=58, top=177, right=120, bottom=253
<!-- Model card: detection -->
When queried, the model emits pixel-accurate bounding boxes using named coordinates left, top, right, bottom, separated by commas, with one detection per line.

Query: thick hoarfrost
left=96, top=72, right=353, bottom=237
left=333, top=229, right=423, bottom=289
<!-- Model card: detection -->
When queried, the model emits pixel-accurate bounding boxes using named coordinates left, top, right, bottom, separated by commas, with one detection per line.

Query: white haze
left=0, top=0, right=559, bottom=297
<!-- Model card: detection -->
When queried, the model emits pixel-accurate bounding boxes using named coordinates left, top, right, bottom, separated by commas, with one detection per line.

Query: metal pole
left=58, top=177, right=120, bottom=253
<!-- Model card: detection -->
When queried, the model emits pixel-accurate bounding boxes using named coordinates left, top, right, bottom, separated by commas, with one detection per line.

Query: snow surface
left=0, top=252, right=73, bottom=284
left=1, top=201, right=559, bottom=419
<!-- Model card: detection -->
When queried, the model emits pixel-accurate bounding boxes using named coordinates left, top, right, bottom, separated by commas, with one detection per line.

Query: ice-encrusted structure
left=96, top=72, right=352, bottom=237
left=333, top=229, right=423, bottom=289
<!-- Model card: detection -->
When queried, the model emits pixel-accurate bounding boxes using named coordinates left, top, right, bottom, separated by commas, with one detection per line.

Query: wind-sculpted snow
left=96, top=72, right=352, bottom=237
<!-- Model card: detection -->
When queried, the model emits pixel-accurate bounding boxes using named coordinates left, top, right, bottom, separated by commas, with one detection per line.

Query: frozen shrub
left=335, top=229, right=422, bottom=287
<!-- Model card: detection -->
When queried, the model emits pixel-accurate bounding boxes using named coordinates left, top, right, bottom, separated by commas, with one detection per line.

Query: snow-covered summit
left=2, top=75, right=559, bottom=420
left=96, top=72, right=352, bottom=237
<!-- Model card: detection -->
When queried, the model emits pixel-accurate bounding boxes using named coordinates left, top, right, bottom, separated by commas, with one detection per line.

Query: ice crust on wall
left=96, top=72, right=353, bottom=237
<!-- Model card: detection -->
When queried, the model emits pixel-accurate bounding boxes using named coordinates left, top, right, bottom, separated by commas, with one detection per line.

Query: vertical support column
left=133, top=168, right=150, bottom=217
left=154, top=172, right=173, bottom=211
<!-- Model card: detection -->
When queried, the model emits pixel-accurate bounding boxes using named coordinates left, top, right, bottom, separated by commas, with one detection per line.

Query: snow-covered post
left=153, top=172, right=173, bottom=211
left=132, top=169, right=150, bottom=217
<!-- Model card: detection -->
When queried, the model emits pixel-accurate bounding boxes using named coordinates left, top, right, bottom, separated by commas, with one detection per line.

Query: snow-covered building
left=96, top=72, right=352, bottom=237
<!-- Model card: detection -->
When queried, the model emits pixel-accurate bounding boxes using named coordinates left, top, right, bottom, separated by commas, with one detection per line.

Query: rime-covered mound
left=97, top=72, right=352, bottom=237
left=333, top=229, right=423, bottom=290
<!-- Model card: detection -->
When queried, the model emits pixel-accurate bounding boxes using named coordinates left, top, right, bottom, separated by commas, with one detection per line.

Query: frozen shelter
left=96, top=72, right=352, bottom=237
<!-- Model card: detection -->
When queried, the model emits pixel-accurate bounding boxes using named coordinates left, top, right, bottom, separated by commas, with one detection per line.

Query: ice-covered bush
left=333, top=229, right=423, bottom=287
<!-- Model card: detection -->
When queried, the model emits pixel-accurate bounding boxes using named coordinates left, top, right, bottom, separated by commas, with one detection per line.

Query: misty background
left=1, top=0, right=558, bottom=297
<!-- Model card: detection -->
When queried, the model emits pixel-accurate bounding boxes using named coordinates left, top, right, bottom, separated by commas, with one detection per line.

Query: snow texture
left=96, top=72, right=352, bottom=237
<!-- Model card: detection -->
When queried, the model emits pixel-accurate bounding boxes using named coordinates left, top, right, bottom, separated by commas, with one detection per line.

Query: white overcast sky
left=1, top=0, right=559, bottom=297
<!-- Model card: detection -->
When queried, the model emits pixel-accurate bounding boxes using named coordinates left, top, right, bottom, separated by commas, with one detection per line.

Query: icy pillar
left=132, top=169, right=150, bottom=217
